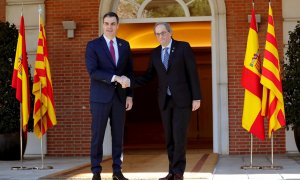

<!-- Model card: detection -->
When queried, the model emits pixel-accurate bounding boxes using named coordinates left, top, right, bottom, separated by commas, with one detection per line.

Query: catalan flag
left=241, top=4, right=265, bottom=141
left=260, top=3, right=285, bottom=137
left=32, top=15, right=57, bottom=138
left=11, top=15, right=30, bottom=133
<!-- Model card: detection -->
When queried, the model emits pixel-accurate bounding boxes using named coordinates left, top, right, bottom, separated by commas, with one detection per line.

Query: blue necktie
left=163, top=47, right=169, bottom=70
left=163, top=48, right=171, bottom=95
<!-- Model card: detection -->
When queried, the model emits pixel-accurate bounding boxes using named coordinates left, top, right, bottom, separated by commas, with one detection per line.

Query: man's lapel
left=168, top=40, right=176, bottom=70
left=155, top=46, right=166, bottom=72
left=99, top=35, right=116, bottom=67
left=116, top=38, right=124, bottom=68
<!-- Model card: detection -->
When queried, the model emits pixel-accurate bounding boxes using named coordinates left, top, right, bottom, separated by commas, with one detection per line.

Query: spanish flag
left=260, top=3, right=285, bottom=137
left=32, top=15, right=57, bottom=138
left=11, top=15, right=30, bottom=133
left=241, top=4, right=265, bottom=140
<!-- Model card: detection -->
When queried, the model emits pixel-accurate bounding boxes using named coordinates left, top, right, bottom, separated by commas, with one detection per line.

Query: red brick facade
left=0, top=0, right=5, bottom=21
left=44, top=0, right=100, bottom=156
left=1, top=0, right=285, bottom=156
left=225, top=0, right=285, bottom=154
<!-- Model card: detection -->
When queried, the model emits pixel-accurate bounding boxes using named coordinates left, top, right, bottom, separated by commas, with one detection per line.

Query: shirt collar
left=103, top=35, right=116, bottom=45
left=162, top=39, right=172, bottom=50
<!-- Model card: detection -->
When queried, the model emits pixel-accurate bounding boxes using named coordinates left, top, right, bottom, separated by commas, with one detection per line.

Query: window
left=117, top=0, right=211, bottom=19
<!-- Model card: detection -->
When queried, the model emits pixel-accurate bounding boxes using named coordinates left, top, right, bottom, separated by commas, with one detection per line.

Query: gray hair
left=153, top=22, right=172, bottom=33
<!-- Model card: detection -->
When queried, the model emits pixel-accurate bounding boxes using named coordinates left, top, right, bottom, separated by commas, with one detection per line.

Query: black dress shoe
left=92, top=173, right=101, bottom=180
left=159, top=173, right=173, bottom=180
left=174, top=173, right=183, bottom=180
left=112, top=172, right=128, bottom=180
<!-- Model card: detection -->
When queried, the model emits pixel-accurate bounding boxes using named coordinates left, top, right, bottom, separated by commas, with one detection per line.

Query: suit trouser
left=160, top=95, right=191, bottom=175
left=90, top=94, right=125, bottom=174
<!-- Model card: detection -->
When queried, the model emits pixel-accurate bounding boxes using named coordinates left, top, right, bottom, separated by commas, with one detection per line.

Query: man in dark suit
left=135, top=22, right=201, bottom=180
left=85, top=12, right=133, bottom=180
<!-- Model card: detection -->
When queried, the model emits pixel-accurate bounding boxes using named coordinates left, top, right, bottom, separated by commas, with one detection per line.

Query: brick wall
left=45, top=0, right=100, bottom=156
left=226, top=0, right=285, bottom=154
left=0, top=0, right=5, bottom=21
left=44, top=0, right=285, bottom=156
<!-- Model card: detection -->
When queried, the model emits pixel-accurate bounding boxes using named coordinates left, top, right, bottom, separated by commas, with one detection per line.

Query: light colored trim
left=137, top=0, right=190, bottom=18
left=283, top=17, right=300, bottom=22
left=120, top=16, right=212, bottom=24
left=6, top=0, right=44, bottom=5
left=112, top=0, right=120, bottom=12
left=209, top=0, right=228, bottom=155
left=186, top=0, right=196, bottom=6
left=175, top=0, right=191, bottom=17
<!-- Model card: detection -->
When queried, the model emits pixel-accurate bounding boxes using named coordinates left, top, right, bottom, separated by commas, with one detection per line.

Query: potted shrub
left=0, top=21, right=33, bottom=160
left=282, top=22, right=300, bottom=152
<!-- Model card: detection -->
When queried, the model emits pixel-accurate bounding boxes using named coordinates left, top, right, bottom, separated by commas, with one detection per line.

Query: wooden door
left=188, top=48, right=212, bottom=149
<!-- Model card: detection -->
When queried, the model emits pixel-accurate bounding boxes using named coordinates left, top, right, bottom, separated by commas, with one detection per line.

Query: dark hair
left=153, top=22, right=172, bottom=33
left=103, top=12, right=119, bottom=24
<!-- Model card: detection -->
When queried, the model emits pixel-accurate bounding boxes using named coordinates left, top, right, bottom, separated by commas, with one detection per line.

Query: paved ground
left=1, top=153, right=300, bottom=180
left=213, top=154, right=300, bottom=180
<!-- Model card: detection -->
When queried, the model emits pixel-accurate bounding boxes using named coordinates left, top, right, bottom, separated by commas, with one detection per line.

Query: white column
left=210, top=0, right=229, bottom=155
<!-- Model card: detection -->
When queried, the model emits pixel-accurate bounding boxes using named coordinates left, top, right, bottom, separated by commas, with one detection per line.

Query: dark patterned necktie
left=162, top=47, right=169, bottom=70
left=109, top=40, right=116, bottom=65
left=163, top=47, right=171, bottom=95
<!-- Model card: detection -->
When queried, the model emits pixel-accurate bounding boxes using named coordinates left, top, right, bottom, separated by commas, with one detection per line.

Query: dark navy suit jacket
left=85, top=35, right=133, bottom=103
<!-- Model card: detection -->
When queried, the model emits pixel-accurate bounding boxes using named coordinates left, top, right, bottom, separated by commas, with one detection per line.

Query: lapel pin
left=119, top=43, right=122, bottom=46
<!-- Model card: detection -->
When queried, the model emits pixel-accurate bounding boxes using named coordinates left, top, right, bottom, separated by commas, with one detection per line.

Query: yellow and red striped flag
left=241, top=5, right=265, bottom=140
left=11, top=15, right=30, bottom=132
left=260, top=3, right=285, bottom=137
left=32, top=15, right=57, bottom=138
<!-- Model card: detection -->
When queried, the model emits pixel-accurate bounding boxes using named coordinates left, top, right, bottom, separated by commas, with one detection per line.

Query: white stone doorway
left=99, top=0, right=229, bottom=155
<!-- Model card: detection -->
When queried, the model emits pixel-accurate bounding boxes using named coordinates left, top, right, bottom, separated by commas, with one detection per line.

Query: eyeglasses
left=155, top=31, right=168, bottom=37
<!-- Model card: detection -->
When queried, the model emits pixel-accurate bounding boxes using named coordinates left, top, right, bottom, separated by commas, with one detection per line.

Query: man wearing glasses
left=135, top=22, right=202, bottom=180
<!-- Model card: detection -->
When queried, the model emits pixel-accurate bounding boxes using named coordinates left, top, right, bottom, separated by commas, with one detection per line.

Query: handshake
left=115, top=75, right=130, bottom=88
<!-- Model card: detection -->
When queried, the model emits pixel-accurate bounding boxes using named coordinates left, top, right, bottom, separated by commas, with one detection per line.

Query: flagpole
left=19, top=4, right=24, bottom=169
left=40, top=80, right=44, bottom=169
left=20, top=103, right=23, bottom=164
left=261, top=132, right=282, bottom=170
left=240, top=0, right=262, bottom=170
left=250, top=134, right=253, bottom=167
left=11, top=6, right=31, bottom=170
left=11, top=103, right=29, bottom=170
left=33, top=6, right=53, bottom=170
left=241, top=134, right=261, bottom=169
left=271, top=133, right=274, bottom=167
left=34, top=81, right=52, bottom=169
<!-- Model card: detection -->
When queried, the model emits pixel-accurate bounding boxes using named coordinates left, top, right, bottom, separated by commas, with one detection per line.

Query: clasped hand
left=115, top=75, right=130, bottom=88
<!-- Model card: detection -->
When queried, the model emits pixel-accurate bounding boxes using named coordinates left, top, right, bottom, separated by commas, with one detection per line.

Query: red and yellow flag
left=11, top=15, right=30, bottom=132
left=241, top=5, right=265, bottom=140
left=260, top=3, right=285, bottom=137
left=32, top=15, right=57, bottom=138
